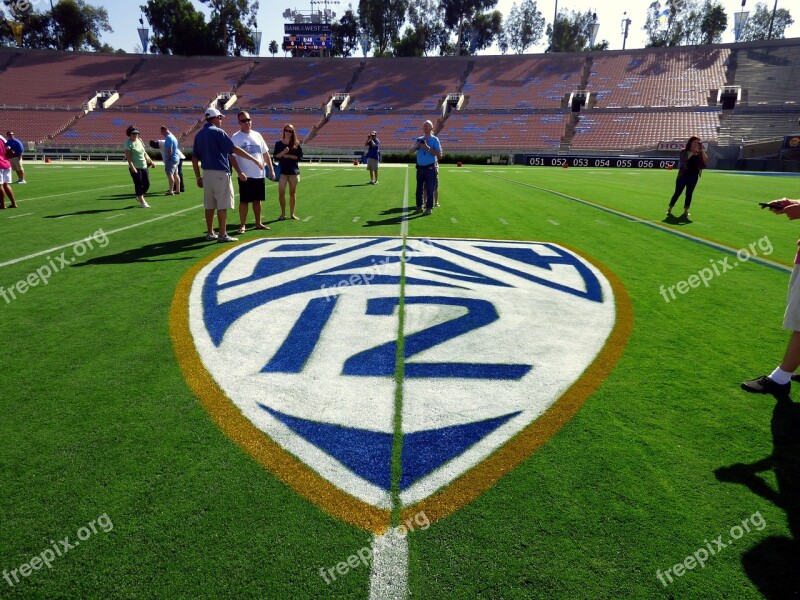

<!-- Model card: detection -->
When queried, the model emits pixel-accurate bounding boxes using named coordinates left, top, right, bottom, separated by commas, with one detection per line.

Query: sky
left=17, top=0, right=800, bottom=55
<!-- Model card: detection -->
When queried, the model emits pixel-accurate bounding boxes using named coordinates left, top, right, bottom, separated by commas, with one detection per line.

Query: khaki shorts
left=783, top=264, right=800, bottom=331
left=203, top=170, right=234, bottom=210
left=367, top=158, right=379, bottom=171
left=10, top=156, right=21, bottom=170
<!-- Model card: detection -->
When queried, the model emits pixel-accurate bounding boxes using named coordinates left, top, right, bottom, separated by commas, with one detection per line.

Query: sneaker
left=16, top=180, right=26, bottom=184
left=434, top=202, right=440, bottom=207
left=205, top=232, right=218, bottom=241
left=165, top=191, right=174, bottom=196
left=792, top=374, right=800, bottom=383
left=374, top=181, right=378, bottom=185
left=218, top=234, right=238, bottom=243
left=741, top=375, right=790, bottom=397
left=139, top=201, right=151, bottom=208
left=413, top=206, right=423, bottom=213
left=423, top=209, right=432, bottom=216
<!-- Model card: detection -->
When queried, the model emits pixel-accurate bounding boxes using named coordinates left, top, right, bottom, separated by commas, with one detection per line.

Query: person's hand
left=237, top=172, right=247, bottom=182
left=129, top=166, right=137, bottom=174
left=196, top=176, right=203, bottom=188
left=268, top=169, right=276, bottom=181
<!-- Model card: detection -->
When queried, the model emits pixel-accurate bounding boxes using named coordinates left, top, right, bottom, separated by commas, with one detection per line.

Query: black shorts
left=238, top=177, right=266, bottom=203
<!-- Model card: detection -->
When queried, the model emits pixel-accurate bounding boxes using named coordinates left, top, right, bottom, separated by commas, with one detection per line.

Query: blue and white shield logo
left=172, top=236, right=629, bottom=531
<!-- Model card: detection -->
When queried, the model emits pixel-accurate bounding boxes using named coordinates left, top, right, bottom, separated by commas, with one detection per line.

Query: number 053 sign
left=171, top=237, right=630, bottom=531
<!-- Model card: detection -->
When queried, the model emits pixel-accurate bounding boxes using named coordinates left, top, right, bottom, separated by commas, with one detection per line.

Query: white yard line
left=0, top=205, right=200, bottom=268
left=369, top=532, right=409, bottom=600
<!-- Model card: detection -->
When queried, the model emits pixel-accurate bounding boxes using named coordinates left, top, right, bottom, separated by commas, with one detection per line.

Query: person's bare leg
left=238, top=202, right=248, bottom=231
left=278, top=178, right=287, bottom=219
left=289, top=176, right=299, bottom=220
left=218, top=209, right=228, bottom=237
left=779, top=331, right=800, bottom=372
left=205, top=208, right=216, bottom=235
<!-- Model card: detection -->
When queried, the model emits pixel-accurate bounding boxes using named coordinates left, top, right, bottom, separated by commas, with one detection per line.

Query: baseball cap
left=370, top=131, right=377, bottom=135
left=126, top=125, right=139, bottom=135
left=6, top=131, right=14, bottom=137
left=204, top=107, right=223, bottom=119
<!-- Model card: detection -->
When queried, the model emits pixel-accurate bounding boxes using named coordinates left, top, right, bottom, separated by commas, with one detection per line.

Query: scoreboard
left=283, top=23, right=332, bottom=52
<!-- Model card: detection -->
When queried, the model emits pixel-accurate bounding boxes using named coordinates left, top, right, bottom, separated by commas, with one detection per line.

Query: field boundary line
left=0, top=205, right=201, bottom=268
left=488, top=174, right=792, bottom=275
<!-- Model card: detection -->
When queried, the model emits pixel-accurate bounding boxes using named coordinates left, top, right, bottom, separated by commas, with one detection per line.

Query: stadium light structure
left=734, top=0, right=749, bottom=42
left=767, top=0, right=779, bottom=40
left=137, top=14, right=149, bottom=54
left=589, top=13, right=600, bottom=49
left=621, top=12, right=631, bottom=50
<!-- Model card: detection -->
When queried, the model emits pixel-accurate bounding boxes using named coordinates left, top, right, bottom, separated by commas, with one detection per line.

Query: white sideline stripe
left=0, top=204, right=200, bottom=268
left=303, top=215, right=314, bottom=222
left=401, top=165, right=409, bottom=237
left=487, top=173, right=792, bottom=274
left=353, top=216, right=360, bottom=223
left=7, top=212, right=34, bottom=219
left=450, top=217, right=458, bottom=224
left=548, top=219, right=560, bottom=225
left=499, top=218, right=509, bottom=225
left=369, top=532, right=409, bottom=600
left=15, top=184, right=130, bottom=204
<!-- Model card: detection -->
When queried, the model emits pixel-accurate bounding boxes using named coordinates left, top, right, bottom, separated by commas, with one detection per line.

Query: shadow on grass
left=335, top=183, right=373, bottom=188
left=363, top=206, right=422, bottom=227
left=72, top=235, right=214, bottom=265
left=662, top=213, right=693, bottom=226
left=45, top=206, right=137, bottom=218
left=714, top=394, right=800, bottom=597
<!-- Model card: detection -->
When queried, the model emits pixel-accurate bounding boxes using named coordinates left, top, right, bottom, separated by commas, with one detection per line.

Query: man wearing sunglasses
left=192, top=107, right=262, bottom=243
left=231, top=111, right=275, bottom=234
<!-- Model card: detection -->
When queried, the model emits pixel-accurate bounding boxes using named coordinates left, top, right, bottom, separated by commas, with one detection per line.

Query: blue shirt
left=192, top=123, right=235, bottom=173
left=365, top=139, right=380, bottom=160
left=416, top=135, right=441, bottom=167
left=6, top=137, right=23, bottom=157
left=163, top=132, right=179, bottom=163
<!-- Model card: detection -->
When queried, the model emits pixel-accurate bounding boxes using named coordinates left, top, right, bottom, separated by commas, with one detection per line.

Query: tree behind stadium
left=142, top=0, right=258, bottom=56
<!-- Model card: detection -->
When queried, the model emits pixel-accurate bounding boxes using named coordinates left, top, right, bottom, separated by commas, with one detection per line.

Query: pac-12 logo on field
left=171, top=237, right=630, bottom=532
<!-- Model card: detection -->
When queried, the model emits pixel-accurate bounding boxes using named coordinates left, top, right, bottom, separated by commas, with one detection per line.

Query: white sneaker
left=205, top=233, right=219, bottom=241
left=139, top=201, right=150, bottom=208
left=217, top=234, right=238, bottom=243
left=16, top=180, right=26, bottom=184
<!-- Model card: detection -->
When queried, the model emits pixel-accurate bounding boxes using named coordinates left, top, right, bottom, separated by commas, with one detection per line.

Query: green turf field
left=1, top=162, right=799, bottom=598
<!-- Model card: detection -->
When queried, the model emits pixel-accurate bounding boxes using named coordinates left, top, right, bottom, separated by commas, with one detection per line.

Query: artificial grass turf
left=1, top=163, right=797, bottom=598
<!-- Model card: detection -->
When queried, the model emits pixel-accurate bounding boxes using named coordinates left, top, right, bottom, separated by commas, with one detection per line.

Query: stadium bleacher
left=1, top=38, right=798, bottom=159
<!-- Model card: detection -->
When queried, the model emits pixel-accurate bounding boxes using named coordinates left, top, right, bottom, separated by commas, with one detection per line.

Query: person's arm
left=230, top=155, right=246, bottom=181
left=231, top=145, right=261, bottom=167
left=769, top=198, right=800, bottom=219
left=263, top=151, right=275, bottom=180
left=409, top=139, right=422, bottom=154
left=192, top=155, right=203, bottom=188
left=125, top=148, right=136, bottom=173
left=425, top=138, right=442, bottom=160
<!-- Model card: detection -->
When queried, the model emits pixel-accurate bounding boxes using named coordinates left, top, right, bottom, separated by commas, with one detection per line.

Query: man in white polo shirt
left=231, top=111, right=275, bottom=234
